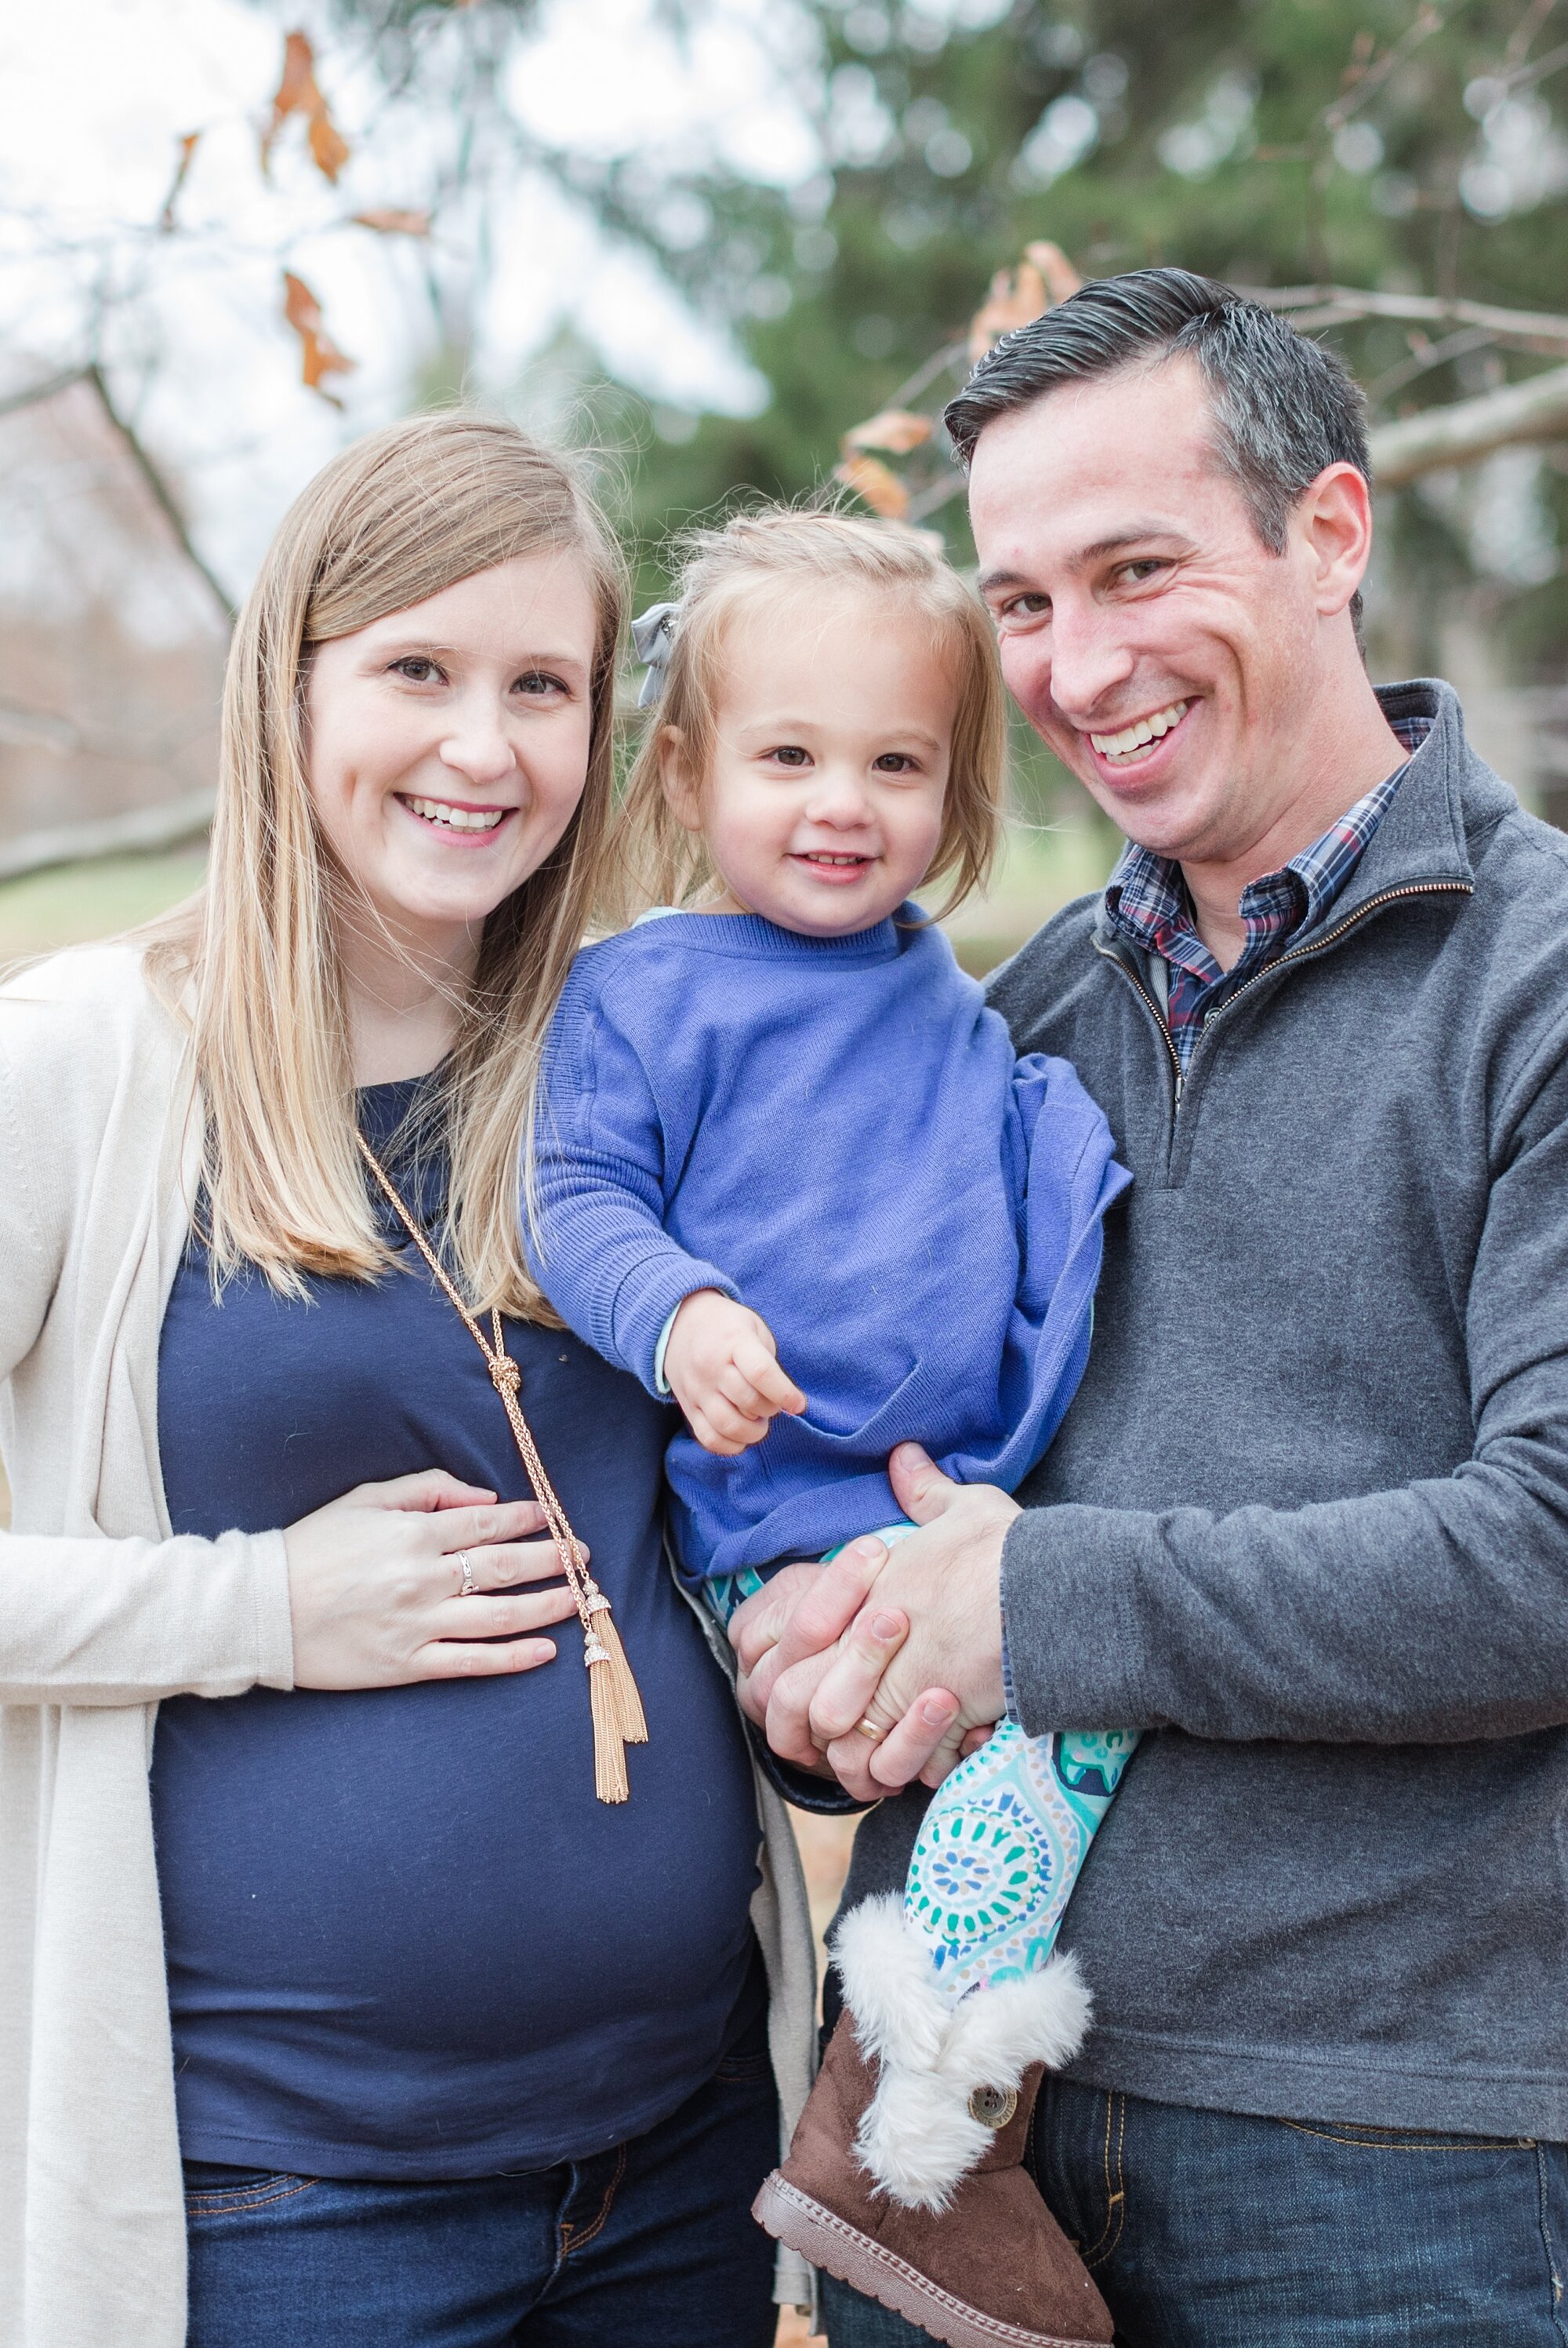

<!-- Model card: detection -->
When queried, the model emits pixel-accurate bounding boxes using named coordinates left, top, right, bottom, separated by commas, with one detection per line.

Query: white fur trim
left=942, top=1952, right=1092, bottom=2082
left=832, top=1895, right=948, bottom=2069
left=831, top=1897, right=1093, bottom=2212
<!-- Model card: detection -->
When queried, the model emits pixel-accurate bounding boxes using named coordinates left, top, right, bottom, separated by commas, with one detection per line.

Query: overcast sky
left=0, top=0, right=829, bottom=584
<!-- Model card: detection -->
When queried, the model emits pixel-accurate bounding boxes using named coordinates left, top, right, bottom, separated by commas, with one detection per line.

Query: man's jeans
left=182, top=2016, right=778, bottom=2348
left=821, top=2075, right=1568, bottom=2346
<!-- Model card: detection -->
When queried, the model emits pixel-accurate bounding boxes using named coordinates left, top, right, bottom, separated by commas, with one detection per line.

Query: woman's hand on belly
left=284, top=1470, right=580, bottom=1690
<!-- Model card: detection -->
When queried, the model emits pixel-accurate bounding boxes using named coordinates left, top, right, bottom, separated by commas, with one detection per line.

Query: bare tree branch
left=0, top=703, right=78, bottom=755
left=83, top=364, right=237, bottom=623
left=0, top=366, right=89, bottom=421
left=1247, top=285, right=1568, bottom=356
left=1366, top=324, right=1499, bottom=403
left=0, top=787, right=215, bottom=886
left=1368, top=361, right=1568, bottom=484
left=1322, top=0, right=1476, bottom=133
left=0, top=695, right=212, bottom=765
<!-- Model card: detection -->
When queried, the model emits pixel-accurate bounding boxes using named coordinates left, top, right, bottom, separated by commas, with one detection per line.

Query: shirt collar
left=1103, top=714, right=1433, bottom=960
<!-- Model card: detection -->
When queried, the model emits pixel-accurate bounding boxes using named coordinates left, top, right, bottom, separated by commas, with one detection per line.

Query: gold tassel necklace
left=355, top=1132, right=648, bottom=1804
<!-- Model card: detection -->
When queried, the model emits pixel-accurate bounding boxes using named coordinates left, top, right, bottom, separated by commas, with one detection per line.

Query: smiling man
left=740, top=271, right=1568, bottom=2346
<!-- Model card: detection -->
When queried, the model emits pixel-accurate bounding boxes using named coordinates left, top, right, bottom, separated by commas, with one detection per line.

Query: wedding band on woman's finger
left=456, top=1550, right=477, bottom=1597
left=855, top=1715, right=885, bottom=1742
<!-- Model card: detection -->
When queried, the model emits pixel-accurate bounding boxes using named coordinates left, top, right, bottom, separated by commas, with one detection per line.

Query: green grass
left=0, top=823, right=1117, bottom=975
left=938, top=816, right=1118, bottom=976
left=0, top=850, right=209, bottom=965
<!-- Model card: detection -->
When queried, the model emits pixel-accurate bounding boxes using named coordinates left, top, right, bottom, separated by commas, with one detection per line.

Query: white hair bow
left=631, top=602, right=679, bottom=708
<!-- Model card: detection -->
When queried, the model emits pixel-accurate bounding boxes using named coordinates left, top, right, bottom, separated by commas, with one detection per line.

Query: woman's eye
left=390, top=656, right=442, bottom=683
left=515, top=671, right=567, bottom=698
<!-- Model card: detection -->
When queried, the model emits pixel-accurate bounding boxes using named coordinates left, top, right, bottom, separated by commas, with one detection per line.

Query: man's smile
left=1088, top=699, right=1192, bottom=764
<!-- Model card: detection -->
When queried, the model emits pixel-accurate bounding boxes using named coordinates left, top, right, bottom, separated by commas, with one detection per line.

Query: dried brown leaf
left=835, top=453, right=910, bottom=519
left=843, top=408, right=932, bottom=456
left=967, top=260, right=1048, bottom=363
left=262, top=31, right=316, bottom=170
left=271, top=32, right=317, bottom=122
left=262, top=30, right=351, bottom=186
left=351, top=207, right=433, bottom=237
left=283, top=271, right=356, bottom=401
left=308, top=107, right=350, bottom=184
left=1022, top=241, right=1083, bottom=305
left=158, top=131, right=202, bottom=233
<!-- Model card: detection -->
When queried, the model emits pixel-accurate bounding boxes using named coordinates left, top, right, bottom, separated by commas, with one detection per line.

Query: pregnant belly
left=150, top=1597, right=763, bottom=2168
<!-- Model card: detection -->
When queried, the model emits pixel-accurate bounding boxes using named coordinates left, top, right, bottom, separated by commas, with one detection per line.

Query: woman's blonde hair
left=146, top=411, right=626, bottom=1320
left=614, top=505, right=1007, bottom=923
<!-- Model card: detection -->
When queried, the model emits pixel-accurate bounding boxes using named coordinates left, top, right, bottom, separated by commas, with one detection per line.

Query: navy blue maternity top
left=150, top=1078, right=764, bottom=2180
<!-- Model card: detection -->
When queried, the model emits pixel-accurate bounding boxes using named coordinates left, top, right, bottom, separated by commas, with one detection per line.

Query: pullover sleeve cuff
left=608, top=1252, right=742, bottom=1394
left=742, top=1716, right=873, bottom=1815
left=1000, top=1503, right=1155, bottom=1733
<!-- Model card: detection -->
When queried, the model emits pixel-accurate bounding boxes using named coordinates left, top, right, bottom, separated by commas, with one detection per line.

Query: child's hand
left=664, top=1289, right=807, bottom=1456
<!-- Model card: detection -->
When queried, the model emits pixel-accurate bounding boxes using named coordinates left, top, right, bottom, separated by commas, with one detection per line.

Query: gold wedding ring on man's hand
left=855, top=1714, right=885, bottom=1742
left=456, top=1550, right=477, bottom=1597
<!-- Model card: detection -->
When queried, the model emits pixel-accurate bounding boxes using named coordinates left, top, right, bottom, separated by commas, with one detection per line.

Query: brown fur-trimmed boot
left=753, top=1900, right=1113, bottom=2348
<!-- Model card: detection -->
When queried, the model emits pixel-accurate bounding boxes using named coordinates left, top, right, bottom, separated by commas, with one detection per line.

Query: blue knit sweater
left=527, top=906, right=1129, bottom=1579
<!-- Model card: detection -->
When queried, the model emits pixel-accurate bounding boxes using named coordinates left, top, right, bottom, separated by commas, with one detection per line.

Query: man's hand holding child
left=664, top=1288, right=808, bottom=1456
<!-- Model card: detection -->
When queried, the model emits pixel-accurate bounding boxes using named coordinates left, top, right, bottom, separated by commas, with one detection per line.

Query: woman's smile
left=396, top=791, right=514, bottom=840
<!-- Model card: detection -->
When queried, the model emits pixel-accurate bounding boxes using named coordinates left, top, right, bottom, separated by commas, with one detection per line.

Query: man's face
left=968, top=355, right=1347, bottom=867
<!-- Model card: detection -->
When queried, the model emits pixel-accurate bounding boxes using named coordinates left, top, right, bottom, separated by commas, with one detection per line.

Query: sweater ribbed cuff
left=607, top=1249, right=741, bottom=1394
left=1000, top=1504, right=1154, bottom=1732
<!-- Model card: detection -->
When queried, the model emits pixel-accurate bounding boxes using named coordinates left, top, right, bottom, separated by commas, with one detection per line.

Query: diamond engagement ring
left=456, top=1550, right=477, bottom=1597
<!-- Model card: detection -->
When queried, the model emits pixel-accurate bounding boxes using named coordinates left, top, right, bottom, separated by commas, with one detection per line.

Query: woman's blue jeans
left=821, top=2074, right=1568, bottom=2346
left=182, top=2017, right=779, bottom=2347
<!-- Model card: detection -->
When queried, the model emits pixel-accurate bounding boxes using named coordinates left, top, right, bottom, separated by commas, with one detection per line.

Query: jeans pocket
left=1277, top=2117, right=1535, bottom=2153
left=713, top=2048, right=774, bottom=2084
left=712, top=2007, right=774, bottom=2086
left=183, top=2163, right=318, bottom=2214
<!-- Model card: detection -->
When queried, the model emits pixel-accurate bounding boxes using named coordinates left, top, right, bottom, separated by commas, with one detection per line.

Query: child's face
left=666, top=585, right=956, bottom=936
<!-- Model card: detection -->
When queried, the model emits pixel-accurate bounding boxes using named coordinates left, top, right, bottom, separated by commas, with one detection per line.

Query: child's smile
left=791, top=849, right=876, bottom=885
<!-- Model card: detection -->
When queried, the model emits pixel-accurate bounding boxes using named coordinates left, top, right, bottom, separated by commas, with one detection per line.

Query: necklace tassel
left=351, top=1133, right=648, bottom=1809
left=587, top=1590, right=648, bottom=1746
left=587, top=1648, right=631, bottom=1804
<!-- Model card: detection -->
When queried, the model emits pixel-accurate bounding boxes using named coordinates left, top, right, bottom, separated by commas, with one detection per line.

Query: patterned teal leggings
left=705, top=1530, right=1139, bottom=2000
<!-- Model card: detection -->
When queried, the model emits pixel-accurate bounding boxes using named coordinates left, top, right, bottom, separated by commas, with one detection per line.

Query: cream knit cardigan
left=0, top=943, right=817, bottom=2346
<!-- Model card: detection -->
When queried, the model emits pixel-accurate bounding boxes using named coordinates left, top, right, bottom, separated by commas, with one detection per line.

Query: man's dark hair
left=944, top=267, right=1370, bottom=564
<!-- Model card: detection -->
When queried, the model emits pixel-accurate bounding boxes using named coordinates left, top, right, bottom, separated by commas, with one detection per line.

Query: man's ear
left=659, top=726, right=704, bottom=834
left=1297, top=461, right=1373, bottom=620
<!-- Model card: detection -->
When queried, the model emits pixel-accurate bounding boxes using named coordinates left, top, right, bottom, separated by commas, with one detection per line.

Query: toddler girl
left=524, top=509, right=1133, bottom=2346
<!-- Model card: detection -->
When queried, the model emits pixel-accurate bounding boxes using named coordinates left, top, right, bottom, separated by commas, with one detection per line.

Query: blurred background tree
left=2, top=0, right=1567, bottom=958
left=605, top=0, right=1568, bottom=841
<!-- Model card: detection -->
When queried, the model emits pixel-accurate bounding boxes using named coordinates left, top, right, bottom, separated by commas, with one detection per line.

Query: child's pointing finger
left=735, top=1332, right=807, bottom=1417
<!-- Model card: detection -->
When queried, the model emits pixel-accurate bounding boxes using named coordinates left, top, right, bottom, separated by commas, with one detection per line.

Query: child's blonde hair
left=615, top=505, right=1007, bottom=921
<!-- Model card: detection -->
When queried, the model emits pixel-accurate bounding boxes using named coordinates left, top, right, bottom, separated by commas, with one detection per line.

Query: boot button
left=967, top=2084, right=1018, bottom=2129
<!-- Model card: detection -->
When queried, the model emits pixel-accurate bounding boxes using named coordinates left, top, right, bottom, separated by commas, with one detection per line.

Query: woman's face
left=303, top=551, right=599, bottom=959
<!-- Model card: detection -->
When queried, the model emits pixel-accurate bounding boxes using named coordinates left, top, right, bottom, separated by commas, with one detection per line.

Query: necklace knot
left=489, top=1354, right=522, bottom=1396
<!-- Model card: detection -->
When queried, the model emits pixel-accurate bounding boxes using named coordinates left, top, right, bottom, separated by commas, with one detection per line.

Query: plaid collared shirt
left=1102, top=715, right=1433, bottom=1076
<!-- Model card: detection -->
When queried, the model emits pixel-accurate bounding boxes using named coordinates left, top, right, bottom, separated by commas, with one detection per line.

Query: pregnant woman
left=0, top=415, right=815, bottom=2348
